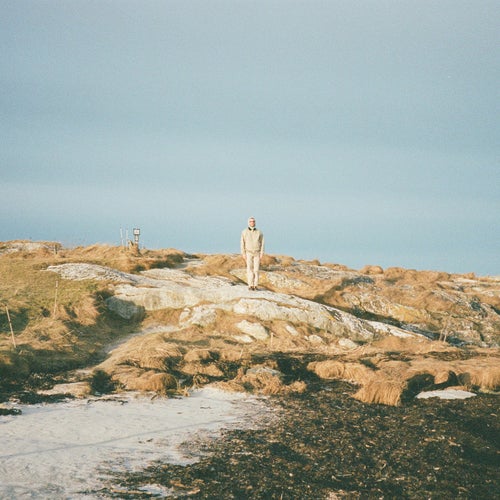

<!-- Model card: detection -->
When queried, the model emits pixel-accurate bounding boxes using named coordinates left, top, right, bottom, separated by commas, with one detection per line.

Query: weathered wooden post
left=5, top=306, right=16, bottom=348
left=53, top=279, right=59, bottom=318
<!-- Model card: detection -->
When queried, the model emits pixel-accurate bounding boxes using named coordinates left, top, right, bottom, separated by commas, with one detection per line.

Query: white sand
left=0, top=387, right=270, bottom=499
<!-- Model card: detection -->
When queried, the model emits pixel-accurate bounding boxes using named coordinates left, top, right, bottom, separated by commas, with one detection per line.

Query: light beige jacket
left=241, top=227, right=264, bottom=256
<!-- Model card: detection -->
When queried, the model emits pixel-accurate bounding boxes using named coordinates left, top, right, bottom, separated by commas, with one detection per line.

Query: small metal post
left=133, top=228, right=140, bottom=249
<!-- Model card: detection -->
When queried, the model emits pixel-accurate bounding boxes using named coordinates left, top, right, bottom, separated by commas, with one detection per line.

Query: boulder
left=236, top=320, right=269, bottom=341
left=106, top=297, right=145, bottom=320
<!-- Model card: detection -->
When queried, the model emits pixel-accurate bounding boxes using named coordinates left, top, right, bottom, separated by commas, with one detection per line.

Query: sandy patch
left=0, top=387, right=269, bottom=499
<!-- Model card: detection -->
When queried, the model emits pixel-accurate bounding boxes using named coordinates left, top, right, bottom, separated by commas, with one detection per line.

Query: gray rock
left=236, top=320, right=269, bottom=340
left=338, top=338, right=359, bottom=349
left=49, top=262, right=424, bottom=345
left=246, top=366, right=283, bottom=379
left=106, top=297, right=144, bottom=320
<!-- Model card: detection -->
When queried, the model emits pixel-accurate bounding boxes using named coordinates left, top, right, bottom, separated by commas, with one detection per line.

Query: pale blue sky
left=1, top=1, right=499, bottom=275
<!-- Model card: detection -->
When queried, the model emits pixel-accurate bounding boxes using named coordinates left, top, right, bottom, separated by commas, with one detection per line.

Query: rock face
left=48, top=257, right=500, bottom=348
left=1, top=240, right=61, bottom=255
left=249, top=262, right=499, bottom=347
left=48, top=263, right=415, bottom=345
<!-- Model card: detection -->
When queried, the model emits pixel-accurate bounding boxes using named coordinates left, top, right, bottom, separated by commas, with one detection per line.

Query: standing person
left=241, top=216, right=265, bottom=290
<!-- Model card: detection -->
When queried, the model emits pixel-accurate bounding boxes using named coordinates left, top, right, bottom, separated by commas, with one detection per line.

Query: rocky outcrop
left=47, top=256, right=500, bottom=348
left=48, top=263, right=416, bottom=345
left=1, top=240, right=61, bottom=255
left=43, top=252, right=500, bottom=403
left=243, top=261, right=500, bottom=347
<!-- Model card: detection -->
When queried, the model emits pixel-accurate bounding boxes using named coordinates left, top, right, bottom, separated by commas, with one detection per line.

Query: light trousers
left=245, top=252, right=261, bottom=287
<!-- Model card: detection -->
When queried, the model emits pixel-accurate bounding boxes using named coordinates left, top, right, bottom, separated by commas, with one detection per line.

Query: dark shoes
left=248, top=286, right=258, bottom=291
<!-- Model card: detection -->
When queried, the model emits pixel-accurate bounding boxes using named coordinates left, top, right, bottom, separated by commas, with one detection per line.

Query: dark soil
left=98, top=381, right=499, bottom=499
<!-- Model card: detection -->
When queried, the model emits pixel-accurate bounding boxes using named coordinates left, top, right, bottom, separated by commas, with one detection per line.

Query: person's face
left=249, top=219, right=256, bottom=227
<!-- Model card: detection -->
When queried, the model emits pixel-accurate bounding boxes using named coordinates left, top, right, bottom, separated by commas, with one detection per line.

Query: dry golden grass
left=188, top=254, right=242, bottom=279
left=1, top=255, right=94, bottom=324
left=111, top=365, right=178, bottom=394
left=433, top=369, right=456, bottom=385
left=0, top=244, right=131, bottom=380
left=212, top=380, right=247, bottom=393
left=71, top=295, right=100, bottom=326
left=181, top=362, right=224, bottom=377
left=99, top=334, right=184, bottom=372
left=308, top=344, right=500, bottom=405
left=63, top=244, right=187, bottom=274
left=21, top=317, right=72, bottom=344
left=142, top=309, right=182, bottom=327
left=231, top=368, right=307, bottom=395
left=353, top=376, right=407, bottom=406
left=405, top=356, right=500, bottom=391
left=240, top=370, right=284, bottom=395
left=212, top=362, right=285, bottom=395
left=218, top=348, right=248, bottom=362
left=454, top=358, right=500, bottom=390
left=369, top=336, right=426, bottom=353
left=183, top=349, right=216, bottom=363
left=285, top=380, right=308, bottom=394
left=359, top=265, right=384, bottom=275
left=308, top=360, right=371, bottom=382
left=260, top=254, right=280, bottom=267
left=359, top=336, right=459, bottom=358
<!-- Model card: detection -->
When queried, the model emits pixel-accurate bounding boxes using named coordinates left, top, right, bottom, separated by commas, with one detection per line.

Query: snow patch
left=416, top=389, right=477, bottom=400
left=0, top=388, right=269, bottom=499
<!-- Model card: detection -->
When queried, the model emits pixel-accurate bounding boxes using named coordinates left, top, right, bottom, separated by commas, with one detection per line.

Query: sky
left=1, top=1, right=499, bottom=275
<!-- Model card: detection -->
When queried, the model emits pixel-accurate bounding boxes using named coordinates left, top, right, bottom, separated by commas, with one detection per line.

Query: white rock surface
left=236, top=320, right=269, bottom=340
left=180, top=305, right=218, bottom=327
left=306, top=334, right=324, bottom=344
left=47, top=263, right=145, bottom=283
left=338, top=338, right=359, bottom=349
left=48, top=263, right=423, bottom=343
left=246, top=366, right=283, bottom=378
left=233, top=334, right=254, bottom=344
